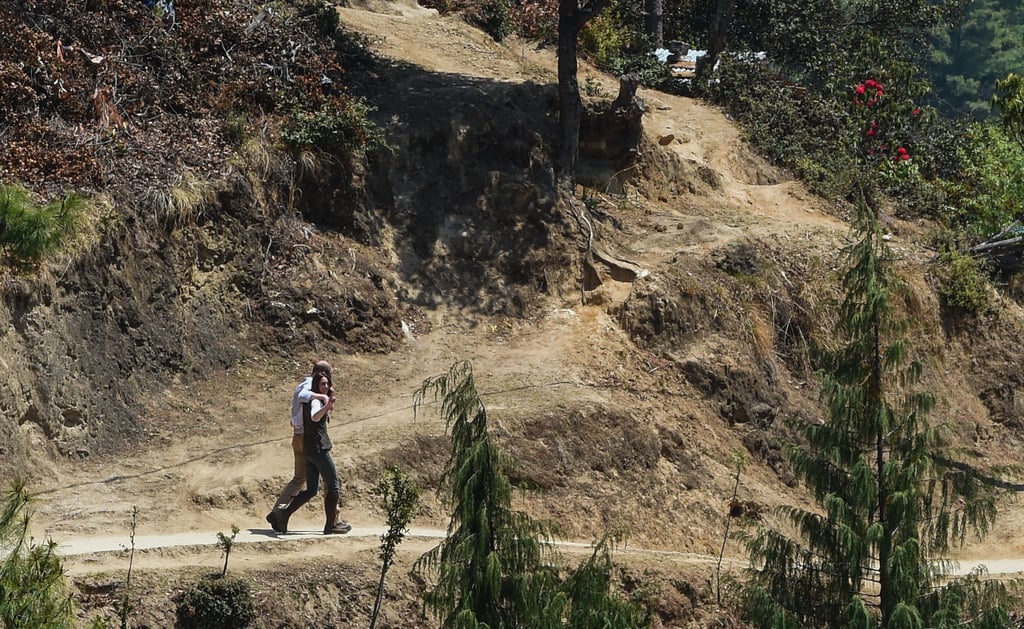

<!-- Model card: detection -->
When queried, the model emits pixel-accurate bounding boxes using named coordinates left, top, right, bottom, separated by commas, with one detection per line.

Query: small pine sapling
left=117, top=506, right=139, bottom=629
left=216, top=525, right=240, bottom=577
left=369, top=467, right=421, bottom=629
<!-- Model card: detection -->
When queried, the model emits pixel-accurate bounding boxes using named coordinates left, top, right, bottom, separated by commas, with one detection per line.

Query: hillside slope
left=7, top=1, right=1024, bottom=627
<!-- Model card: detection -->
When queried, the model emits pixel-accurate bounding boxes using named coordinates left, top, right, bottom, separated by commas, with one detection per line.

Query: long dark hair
left=313, top=372, right=332, bottom=393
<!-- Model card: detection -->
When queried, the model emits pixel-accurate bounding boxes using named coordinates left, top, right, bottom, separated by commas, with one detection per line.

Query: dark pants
left=294, top=449, right=339, bottom=503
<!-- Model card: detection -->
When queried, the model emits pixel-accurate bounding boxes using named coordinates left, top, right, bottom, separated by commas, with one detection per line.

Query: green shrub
left=281, top=96, right=385, bottom=157
left=938, top=247, right=993, bottom=315
left=0, top=184, right=83, bottom=263
left=940, top=123, right=1024, bottom=240
left=174, top=576, right=255, bottom=629
left=476, top=0, right=515, bottom=42
left=580, top=15, right=630, bottom=70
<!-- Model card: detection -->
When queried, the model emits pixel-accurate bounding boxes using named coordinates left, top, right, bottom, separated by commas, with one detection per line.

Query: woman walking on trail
left=267, top=372, right=352, bottom=535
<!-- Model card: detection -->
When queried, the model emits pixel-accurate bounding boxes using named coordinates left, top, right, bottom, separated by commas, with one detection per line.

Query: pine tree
left=413, top=361, right=560, bottom=628
left=742, top=188, right=1010, bottom=628
left=0, top=183, right=83, bottom=263
left=560, top=533, right=650, bottom=629
left=370, top=467, right=421, bottom=629
left=413, top=361, right=649, bottom=629
left=929, top=0, right=1024, bottom=116
left=0, top=480, right=74, bottom=629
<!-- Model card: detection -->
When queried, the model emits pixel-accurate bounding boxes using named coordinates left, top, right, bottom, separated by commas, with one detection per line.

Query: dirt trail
left=54, top=522, right=1024, bottom=580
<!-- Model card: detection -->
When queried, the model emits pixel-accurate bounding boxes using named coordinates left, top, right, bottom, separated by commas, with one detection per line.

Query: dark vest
left=302, top=401, right=332, bottom=454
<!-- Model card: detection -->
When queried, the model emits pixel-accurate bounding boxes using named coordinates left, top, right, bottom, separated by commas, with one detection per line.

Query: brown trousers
left=272, top=435, right=306, bottom=510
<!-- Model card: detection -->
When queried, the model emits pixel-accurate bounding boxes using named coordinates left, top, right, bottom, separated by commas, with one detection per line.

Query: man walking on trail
left=265, top=360, right=336, bottom=532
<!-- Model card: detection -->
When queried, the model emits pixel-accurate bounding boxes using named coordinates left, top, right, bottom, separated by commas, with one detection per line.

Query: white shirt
left=290, top=377, right=315, bottom=434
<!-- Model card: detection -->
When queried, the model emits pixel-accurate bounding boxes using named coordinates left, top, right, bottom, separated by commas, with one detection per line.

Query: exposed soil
left=6, top=1, right=1024, bottom=627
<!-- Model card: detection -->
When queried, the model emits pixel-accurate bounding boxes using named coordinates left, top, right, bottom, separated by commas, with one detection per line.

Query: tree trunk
left=557, top=1, right=583, bottom=187
left=696, top=0, right=736, bottom=81
left=644, top=0, right=663, bottom=49
left=556, top=0, right=612, bottom=187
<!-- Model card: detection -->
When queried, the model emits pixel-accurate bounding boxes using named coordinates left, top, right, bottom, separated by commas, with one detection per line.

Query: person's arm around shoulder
left=309, top=397, right=333, bottom=422
left=296, top=378, right=329, bottom=405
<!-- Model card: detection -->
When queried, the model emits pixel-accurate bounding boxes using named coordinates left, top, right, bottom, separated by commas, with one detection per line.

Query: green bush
left=174, top=576, right=255, bottom=629
left=0, top=184, right=83, bottom=263
left=281, top=96, right=385, bottom=157
left=580, top=15, right=630, bottom=70
left=940, top=122, right=1024, bottom=240
left=938, top=247, right=993, bottom=315
left=476, top=0, right=515, bottom=42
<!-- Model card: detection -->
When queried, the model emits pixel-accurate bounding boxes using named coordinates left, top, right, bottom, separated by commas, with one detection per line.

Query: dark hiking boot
left=323, top=491, right=351, bottom=535
left=324, top=521, right=352, bottom=535
left=267, top=507, right=291, bottom=534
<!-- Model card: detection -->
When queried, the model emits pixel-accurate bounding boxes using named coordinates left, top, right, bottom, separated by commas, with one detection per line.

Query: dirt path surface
left=54, top=524, right=1021, bottom=580
left=20, top=4, right=1024, bottom=624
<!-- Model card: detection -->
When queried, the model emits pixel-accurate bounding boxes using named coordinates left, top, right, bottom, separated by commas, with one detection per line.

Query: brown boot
left=323, top=491, right=351, bottom=535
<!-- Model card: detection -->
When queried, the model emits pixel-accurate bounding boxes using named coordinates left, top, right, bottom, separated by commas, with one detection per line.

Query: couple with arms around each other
left=266, top=360, right=352, bottom=535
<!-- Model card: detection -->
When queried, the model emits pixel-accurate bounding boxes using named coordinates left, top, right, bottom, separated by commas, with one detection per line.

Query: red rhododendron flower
left=912, top=107, right=921, bottom=116
left=856, top=84, right=866, bottom=95
left=862, top=79, right=883, bottom=96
